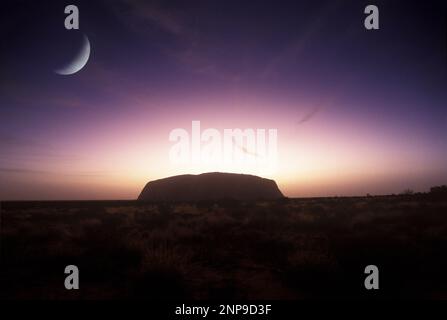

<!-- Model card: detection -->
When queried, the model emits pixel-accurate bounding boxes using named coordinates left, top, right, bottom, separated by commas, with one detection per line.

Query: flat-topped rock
left=138, top=172, right=284, bottom=201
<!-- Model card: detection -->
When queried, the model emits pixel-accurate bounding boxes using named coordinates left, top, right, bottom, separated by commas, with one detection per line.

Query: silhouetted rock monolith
left=138, top=172, right=284, bottom=201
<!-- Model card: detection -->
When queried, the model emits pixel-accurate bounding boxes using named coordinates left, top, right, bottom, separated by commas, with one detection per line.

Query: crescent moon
left=55, top=34, right=91, bottom=75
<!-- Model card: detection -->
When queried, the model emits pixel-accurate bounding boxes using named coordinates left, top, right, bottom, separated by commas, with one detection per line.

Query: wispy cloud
left=115, top=0, right=186, bottom=36
left=109, top=0, right=242, bottom=82
left=0, top=166, right=109, bottom=177
left=296, top=105, right=324, bottom=125
left=0, top=167, right=49, bottom=175
left=0, top=132, right=81, bottom=173
left=0, top=132, right=46, bottom=149
left=261, top=0, right=344, bottom=80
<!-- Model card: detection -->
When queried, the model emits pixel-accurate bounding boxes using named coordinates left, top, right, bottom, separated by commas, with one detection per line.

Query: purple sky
left=1, top=0, right=446, bottom=199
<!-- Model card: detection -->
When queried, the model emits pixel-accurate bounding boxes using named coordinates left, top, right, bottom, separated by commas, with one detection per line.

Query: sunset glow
left=1, top=1, right=446, bottom=200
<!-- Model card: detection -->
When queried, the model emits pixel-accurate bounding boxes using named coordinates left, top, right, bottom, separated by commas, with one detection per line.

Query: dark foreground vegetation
left=1, top=193, right=447, bottom=299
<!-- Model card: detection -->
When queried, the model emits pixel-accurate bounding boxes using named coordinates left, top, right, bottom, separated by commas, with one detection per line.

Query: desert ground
left=1, top=194, right=447, bottom=299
